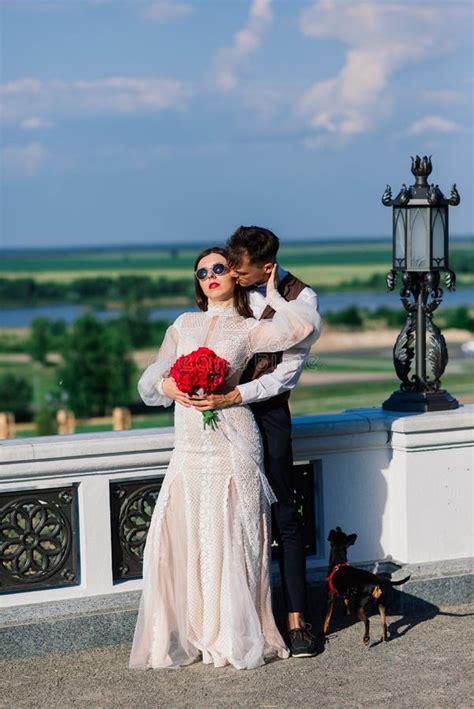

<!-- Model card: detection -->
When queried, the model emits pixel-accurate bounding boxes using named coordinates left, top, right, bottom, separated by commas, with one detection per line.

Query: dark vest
left=240, top=272, right=309, bottom=405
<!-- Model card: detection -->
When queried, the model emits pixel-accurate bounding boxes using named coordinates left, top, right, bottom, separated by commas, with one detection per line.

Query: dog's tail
left=387, top=575, right=411, bottom=586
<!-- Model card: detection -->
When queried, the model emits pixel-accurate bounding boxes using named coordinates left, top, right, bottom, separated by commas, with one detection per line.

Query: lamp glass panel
left=408, top=208, right=429, bottom=270
left=394, top=208, right=406, bottom=267
left=431, top=208, right=446, bottom=267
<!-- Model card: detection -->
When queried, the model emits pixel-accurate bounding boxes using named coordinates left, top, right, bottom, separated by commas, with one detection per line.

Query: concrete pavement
left=1, top=603, right=473, bottom=708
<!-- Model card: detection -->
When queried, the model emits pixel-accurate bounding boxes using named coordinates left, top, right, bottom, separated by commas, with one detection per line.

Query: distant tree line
left=24, top=308, right=169, bottom=361
left=0, top=309, right=170, bottom=420
left=337, top=273, right=390, bottom=291
left=0, top=308, right=170, bottom=354
left=324, top=305, right=474, bottom=331
left=1, top=251, right=472, bottom=306
left=450, top=250, right=474, bottom=274
left=1, top=305, right=472, bottom=358
left=0, top=275, right=194, bottom=306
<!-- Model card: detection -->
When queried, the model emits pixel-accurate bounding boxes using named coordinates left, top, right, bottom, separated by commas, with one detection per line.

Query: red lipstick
left=208, top=282, right=220, bottom=289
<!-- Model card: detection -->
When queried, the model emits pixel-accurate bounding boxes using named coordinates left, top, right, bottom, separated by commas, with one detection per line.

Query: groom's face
left=232, top=253, right=274, bottom=287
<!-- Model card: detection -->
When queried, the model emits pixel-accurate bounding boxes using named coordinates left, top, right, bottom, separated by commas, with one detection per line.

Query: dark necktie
left=252, top=283, right=267, bottom=297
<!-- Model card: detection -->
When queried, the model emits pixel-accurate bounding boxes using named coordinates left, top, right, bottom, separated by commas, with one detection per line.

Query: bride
left=129, top=246, right=320, bottom=670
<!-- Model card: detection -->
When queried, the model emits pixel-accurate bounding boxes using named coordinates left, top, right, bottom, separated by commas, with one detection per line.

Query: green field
left=2, top=240, right=472, bottom=291
left=290, top=368, right=474, bottom=415
left=0, top=243, right=395, bottom=273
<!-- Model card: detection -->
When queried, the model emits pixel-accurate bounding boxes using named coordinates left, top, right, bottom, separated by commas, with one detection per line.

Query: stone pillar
left=292, top=405, right=473, bottom=565
left=113, top=407, right=131, bottom=431
left=385, top=407, right=473, bottom=563
left=0, top=412, right=15, bottom=439
left=57, top=409, right=76, bottom=435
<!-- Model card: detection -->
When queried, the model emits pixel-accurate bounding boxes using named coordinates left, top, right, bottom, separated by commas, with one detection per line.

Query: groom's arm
left=236, top=345, right=310, bottom=405
left=235, top=287, right=319, bottom=405
left=193, top=288, right=320, bottom=411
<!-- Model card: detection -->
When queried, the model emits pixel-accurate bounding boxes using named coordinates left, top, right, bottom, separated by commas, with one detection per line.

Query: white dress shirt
left=236, top=265, right=320, bottom=405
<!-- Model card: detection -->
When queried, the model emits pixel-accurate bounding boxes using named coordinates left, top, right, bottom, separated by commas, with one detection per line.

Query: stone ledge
left=0, top=427, right=175, bottom=469
left=2, top=405, right=472, bottom=478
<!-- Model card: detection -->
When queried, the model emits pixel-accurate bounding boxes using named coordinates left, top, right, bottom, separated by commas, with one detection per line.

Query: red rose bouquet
left=169, top=347, right=231, bottom=429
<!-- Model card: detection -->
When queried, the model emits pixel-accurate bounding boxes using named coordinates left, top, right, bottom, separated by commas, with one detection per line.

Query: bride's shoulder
left=172, top=311, right=205, bottom=330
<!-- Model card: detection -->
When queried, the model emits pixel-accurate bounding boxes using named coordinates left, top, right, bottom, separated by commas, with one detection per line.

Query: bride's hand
left=266, top=264, right=278, bottom=295
left=192, top=389, right=242, bottom=410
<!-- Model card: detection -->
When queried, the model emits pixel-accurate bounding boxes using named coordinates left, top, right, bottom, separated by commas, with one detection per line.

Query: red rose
left=170, top=347, right=230, bottom=395
left=169, top=347, right=231, bottom=428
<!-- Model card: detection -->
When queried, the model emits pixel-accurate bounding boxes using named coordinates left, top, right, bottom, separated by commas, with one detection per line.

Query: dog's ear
left=347, top=533, right=357, bottom=546
left=328, top=529, right=336, bottom=542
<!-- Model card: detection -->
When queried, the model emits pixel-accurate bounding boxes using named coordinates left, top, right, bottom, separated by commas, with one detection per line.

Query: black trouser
left=251, top=400, right=306, bottom=614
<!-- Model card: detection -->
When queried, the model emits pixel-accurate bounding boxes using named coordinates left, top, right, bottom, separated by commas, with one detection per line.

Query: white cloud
left=2, top=142, right=48, bottom=176
left=215, top=0, right=273, bottom=91
left=0, top=76, right=193, bottom=124
left=140, top=1, right=193, bottom=22
left=407, top=116, right=461, bottom=135
left=422, top=89, right=466, bottom=105
left=20, top=116, right=54, bottom=130
left=72, top=77, right=191, bottom=113
left=1, top=77, right=43, bottom=96
left=298, top=1, right=472, bottom=148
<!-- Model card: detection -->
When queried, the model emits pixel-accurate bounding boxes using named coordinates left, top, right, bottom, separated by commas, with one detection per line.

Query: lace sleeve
left=137, top=323, right=179, bottom=407
left=247, top=290, right=321, bottom=354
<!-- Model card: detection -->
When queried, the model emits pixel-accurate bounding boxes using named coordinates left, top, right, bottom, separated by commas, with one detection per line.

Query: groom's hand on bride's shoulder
left=162, top=377, right=192, bottom=407
left=191, top=389, right=242, bottom=411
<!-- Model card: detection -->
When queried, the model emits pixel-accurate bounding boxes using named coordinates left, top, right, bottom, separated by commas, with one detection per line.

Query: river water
left=1, top=288, right=473, bottom=328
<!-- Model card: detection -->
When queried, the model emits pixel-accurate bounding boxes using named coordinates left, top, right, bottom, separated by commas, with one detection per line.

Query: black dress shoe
left=289, top=624, right=318, bottom=658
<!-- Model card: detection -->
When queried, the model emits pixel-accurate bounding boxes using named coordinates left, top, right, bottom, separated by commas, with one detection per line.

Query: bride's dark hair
left=194, top=246, right=252, bottom=318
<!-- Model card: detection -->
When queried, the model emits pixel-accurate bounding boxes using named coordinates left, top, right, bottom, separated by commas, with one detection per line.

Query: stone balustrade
left=0, top=405, right=472, bottom=610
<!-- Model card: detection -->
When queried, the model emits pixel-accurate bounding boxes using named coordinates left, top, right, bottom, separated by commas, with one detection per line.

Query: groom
left=194, top=225, right=321, bottom=657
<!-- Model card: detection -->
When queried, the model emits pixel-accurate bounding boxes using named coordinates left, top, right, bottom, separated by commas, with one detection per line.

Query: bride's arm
left=138, top=322, right=181, bottom=407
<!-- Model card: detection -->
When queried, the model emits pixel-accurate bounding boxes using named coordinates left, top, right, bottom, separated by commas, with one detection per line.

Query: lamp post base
left=382, top=389, right=459, bottom=413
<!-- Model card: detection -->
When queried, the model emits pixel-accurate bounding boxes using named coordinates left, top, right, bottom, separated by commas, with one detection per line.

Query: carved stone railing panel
left=0, top=486, right=79, bottom=593
left=110, top=477, right=163, bottom=580
left=110, top=464, right=316, bottom=580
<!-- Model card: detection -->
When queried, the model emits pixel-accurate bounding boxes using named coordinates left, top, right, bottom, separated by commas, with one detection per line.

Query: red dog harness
left=326, top=562, right=350, bottom=595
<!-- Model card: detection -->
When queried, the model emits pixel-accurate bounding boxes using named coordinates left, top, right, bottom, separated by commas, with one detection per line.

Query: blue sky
left=1, top=0, right=473, bottom=248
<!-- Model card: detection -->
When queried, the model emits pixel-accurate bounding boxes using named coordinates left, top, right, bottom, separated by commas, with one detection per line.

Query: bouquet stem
left=202, top=410, right=218, bottom=430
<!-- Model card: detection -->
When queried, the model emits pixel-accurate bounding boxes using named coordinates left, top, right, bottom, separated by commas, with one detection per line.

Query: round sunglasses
left=195, top=262, right=229, bottom=281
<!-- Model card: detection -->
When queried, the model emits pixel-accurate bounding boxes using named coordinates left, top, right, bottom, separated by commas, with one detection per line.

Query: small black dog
left=323, top=527, right=410, bottom=645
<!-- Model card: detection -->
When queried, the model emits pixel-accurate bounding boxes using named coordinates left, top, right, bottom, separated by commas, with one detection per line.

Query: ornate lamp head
left=411, top=155, right=432, bottom=186
left=382, top=155, right=460, bottom=273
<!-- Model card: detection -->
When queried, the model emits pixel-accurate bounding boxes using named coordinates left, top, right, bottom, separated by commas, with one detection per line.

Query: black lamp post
left=381, top=155, right=460, bottom=412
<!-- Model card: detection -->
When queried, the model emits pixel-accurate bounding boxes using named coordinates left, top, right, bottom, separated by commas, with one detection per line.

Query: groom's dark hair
left=227, top=226, right=280, bottom=266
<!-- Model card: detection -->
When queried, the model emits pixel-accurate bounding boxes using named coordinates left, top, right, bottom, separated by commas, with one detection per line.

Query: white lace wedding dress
left=129, top=290, right=320, bottom=670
